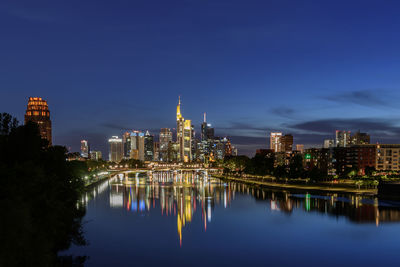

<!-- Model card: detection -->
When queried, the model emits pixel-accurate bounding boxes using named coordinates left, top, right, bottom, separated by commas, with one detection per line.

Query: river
left=62, top=171, right=400, bottom=266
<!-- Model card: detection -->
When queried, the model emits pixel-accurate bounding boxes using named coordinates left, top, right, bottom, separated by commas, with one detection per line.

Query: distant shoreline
left=213, top=175, right=377, bottom=195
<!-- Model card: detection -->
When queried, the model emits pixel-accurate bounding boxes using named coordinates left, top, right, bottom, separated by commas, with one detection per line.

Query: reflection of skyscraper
left=80, top=140, right=89, bottom=158
left=108, top=136, right=123, bottom=162
left=270, top=132, right=282, bottom=152
left=24, top=97, right=52, bottom=145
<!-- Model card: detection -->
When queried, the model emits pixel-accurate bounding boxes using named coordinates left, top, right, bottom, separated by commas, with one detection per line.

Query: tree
left=0, top=114, right=86, bottom=266
left=274, top=165, right=288, bottom=179
left=288, top=154, right=304, bottom=179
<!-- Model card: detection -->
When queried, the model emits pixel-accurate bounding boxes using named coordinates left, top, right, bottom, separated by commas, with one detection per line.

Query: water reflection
left=100, top=171, right=400, bottom=247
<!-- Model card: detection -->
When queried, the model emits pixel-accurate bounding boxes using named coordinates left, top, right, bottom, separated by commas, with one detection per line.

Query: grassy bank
left=213, top=174, right=377, bottom=195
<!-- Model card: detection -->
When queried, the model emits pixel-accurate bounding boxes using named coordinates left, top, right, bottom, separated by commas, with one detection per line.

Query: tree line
left=0, top=113, right=87, bottom=266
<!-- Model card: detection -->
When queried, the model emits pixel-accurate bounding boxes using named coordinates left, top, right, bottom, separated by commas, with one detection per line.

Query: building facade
left=159, top=128, right=172, bottom=161
left=336, top=130, right=351, bottom=147
left=176, top=97, right=192, bottom=162
left=144, top=131, right=154, bottom=161
left=270, top=132, right=283, bottom=152
left=281, top=134, right=293, bottom=152
left=108, top=136, right=123, bottom=162
left=80, top=140, right=89, bottom=158
left=24, top=97, right=52, bottom=145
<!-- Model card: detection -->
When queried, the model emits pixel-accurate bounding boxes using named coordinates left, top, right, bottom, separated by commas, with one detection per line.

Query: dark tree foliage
left=0, top=114, right=86, bottom=267
left=246, top=154, right=275, bottom=176
left=0, top=112, right=19, bottom=135
left=274, top=165, right=288, bottom=178
left=288, top=154, right=305, bottom=179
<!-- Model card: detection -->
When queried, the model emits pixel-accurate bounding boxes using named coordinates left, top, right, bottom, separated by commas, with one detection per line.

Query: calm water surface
left=63, top=171, right=400, bottom=266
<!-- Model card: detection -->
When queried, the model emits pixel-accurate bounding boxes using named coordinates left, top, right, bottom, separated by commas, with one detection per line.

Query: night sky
left=2, top=0, right=400, bottom=156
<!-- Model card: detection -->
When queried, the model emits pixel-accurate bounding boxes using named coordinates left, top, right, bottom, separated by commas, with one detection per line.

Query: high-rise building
left=270, top=132, right=283, bottom=152
left=201, top=113, right=214, bottom=141
left=296, top=144, right=304, bottom=153
left=336, top=130, right=351, bottom=147
left=351, top=131, right=370, bottom=145
left=122, top=132, right=132, bottom=159
left=324, top=139, right=335, bottom=148
left=176, top=97, right=192, bottom=162
left=281, top=134, right=293, bottom=152
left=80, top=140, right=89, bottom=158
left=90, top=151, right=102, bottom=161
left=24, top=97, right=52, bottom=145
left=144, top=131, right=154, bottom=161
left=159, top=128, right=173, bottom=161
left=108, top=136, right=123, bottom=162
left=130, top=131, right=145, bottom=161
left=153, top=141, right=160, bottom=161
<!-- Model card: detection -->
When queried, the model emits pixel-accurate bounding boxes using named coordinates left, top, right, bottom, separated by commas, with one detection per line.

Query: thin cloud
left=321, top=89, right=392, bottom=107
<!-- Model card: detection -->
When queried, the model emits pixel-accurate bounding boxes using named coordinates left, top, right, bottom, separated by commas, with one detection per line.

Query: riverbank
left=213, top=174, right=377, bottom=195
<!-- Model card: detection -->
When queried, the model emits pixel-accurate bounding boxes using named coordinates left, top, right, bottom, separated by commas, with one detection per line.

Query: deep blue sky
left=2, top=0, right=400, bottom=156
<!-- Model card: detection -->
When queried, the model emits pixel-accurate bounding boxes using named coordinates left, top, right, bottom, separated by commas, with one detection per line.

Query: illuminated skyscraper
left=130, top=131, right=145, bottom=161
left=176, top=97, right=192, bottom=162
left=351, top=131, right=370, bottom=145
left=159, top=128, right=172, bottom=161
left=270, top=132, right=282, bottom=152
left=90, top=151, right=102, bottom=160
left=201, top=113, right=214, bottom=141
left=336, top=130, right=351, bottom=147
left=24, top=97, right=52, bottom=145
left=122, top=132, right=132, bottom=159
left=144, top=131, right=154, bottom=161
left=281, top=134, right=293, bottom=152
left=80, top=140, right=89, bottom=158
left=296, top=144, right=304, bottom=153
left=324, top=139, right=335, bottom=148
left=108, top=136, right=123, bottom=162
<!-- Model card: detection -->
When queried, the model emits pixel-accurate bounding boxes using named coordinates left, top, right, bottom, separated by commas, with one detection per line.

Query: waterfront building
left=176, top=97, right=192, bottom=162
left=376, top=144, right=400, bottom=171
left=90, top=150, right=102, bottom=161
left=296, top=144, right=304, bottom=153
left=324, top=139, right=335, bottom=148
left=24, top=97, right=52, bottom=145
left=144, top=131, right=154, bottom=161
left=336, top=130, right=351, bottom=147
left=281, top=134, right=293, bottom=152
left=270, top=132, right=283, bottom=152
left=80, top=140, right=89, bottom=158
left=351, top=131, right=370, bottom=145
left=159, top=128, right=172, bottom=161
left=304, top=148, right=333, bottom=174
left=108, top=136, right=123, bottom=162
